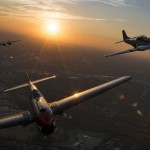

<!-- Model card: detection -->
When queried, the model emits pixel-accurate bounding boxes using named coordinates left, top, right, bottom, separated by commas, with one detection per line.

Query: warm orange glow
left=47, top=22, right=59, bottom=34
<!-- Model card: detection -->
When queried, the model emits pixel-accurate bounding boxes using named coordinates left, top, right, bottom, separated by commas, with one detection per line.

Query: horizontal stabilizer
left=10, top=40, right=22, bottom=43
left=115, top=40, right=124, bottom=44
left=50, top=76, right=131, bottom=115
left=2, top=75, right=56, bottom=93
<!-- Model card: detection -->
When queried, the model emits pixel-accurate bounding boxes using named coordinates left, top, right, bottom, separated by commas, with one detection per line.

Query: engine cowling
left=37, top=124, right=55, bottom=135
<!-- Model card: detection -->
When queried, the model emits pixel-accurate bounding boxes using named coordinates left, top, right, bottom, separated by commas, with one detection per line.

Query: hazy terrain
left=0, top=33, right=150, bottom=149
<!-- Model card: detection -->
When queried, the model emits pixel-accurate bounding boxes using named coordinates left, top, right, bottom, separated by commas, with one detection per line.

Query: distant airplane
left=0, top=74, right=131, bottom=135
left=0, top=40, right=22, bottom=46
left=104, top=30, right=150, bottom=57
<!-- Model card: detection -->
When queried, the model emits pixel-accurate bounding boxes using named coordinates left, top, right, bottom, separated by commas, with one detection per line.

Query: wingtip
left=104, top=54, right=111, bottom=57
left=52, top=75, right=56, bottom=78
left=122, top=76, right=132, bottom=81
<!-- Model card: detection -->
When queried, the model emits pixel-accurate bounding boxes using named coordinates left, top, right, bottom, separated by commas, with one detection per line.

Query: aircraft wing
left=0, top=111, right=33, bottom=129
left=1, top=75, right=56, bottom=93
left=0, top=42, right=4, bottom=45
left=49, top=76, right=131, bottom=115
left=104, top=48, right=138, bottom=57
left=10, top=40, right=22, bottom=43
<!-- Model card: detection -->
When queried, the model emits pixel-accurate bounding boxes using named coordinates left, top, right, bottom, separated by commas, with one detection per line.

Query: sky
left=0, top=0, right=150, bottom=51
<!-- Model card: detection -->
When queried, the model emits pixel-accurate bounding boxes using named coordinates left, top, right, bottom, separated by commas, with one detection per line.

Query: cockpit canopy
left=136, top=35, right=147, bottom=40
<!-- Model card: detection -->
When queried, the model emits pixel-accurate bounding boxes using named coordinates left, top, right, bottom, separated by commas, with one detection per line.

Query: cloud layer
left=0, top=0, right=130, bottom=23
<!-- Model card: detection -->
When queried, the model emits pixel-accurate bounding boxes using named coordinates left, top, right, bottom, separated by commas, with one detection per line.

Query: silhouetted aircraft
left=104, top=30, right=150, bottom=57
left=0, top=40, right=22, bottom=46
left=0, top=75, right=131, bottom=135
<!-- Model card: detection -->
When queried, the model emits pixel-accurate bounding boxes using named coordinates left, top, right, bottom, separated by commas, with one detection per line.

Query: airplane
left=104, top=30, right=150, bottom=57
left=0, top=40, right=22, bottom=46
left=0, top=74, right=131, bottom=135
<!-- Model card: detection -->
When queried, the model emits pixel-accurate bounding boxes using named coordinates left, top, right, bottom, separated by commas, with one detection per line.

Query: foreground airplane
left=104, top=30, right=150, bottom=57
left=0, top=75, right=131, bottom=135
left=0, top=40, right=22, bottom=46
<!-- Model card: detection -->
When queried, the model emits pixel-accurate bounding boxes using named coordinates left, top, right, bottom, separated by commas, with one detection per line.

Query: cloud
left=0, top=13, right=9, bottom=16
left=98, top=0, right=136, bottom=7
left=0, top=0, right=136, bottom=16
left=0, top=0, right=126, bottom=23
left=42, top=12, right=125, bottom=22
left=68, top=0, right=136, bottom=7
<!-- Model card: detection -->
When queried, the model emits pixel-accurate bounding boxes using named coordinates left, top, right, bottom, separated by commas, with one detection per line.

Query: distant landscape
left=0, top=32, right=150, bottom=149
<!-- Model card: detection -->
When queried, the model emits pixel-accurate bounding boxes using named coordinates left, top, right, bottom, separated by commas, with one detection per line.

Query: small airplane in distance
left=0, top=40, right=22, bottom=46
left=0, top=74, right=131, bottom=135
left=104, top=30, right=150, bottom=57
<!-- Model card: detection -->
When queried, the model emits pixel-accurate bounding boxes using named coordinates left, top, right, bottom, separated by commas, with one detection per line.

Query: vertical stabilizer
left=122, top=30, right=129, bottom=41
left=26, top=69, right=30, bottom=82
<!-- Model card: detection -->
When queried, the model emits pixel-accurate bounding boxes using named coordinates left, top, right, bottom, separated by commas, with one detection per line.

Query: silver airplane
left=104, top=30, right=150, bottom=57
left=0, top=40, right=22, bottom=46
left=0, top=75, right=131, bottom=135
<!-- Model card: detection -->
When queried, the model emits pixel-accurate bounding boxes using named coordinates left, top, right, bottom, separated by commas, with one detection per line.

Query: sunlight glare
left=48, top=22, right=59, bottom=34
left=74, top=93, right=79, bottom=97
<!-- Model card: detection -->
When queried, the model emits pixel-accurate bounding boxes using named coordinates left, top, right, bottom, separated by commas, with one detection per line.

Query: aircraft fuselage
left=125, top=36, right=150, bottom=48
left=29, top=81, right=55, bottom=135
left=2, top=42, right=11, bottom=46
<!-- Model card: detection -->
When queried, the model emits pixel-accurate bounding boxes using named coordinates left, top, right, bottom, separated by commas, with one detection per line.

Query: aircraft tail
left=26, top=69, right=30, bottom=82
left=115, top=30, right=129, bottom=44
left=122, top=30, right=129, bottom=41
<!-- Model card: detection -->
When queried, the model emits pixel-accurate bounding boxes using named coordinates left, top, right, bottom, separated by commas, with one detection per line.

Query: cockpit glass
left=138, top=35, right=147, bottom=38
left=32, top=90, right=41, bottom=97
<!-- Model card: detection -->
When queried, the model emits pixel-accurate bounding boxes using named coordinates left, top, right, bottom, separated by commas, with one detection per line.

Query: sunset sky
left=0, top=0, right=150, bottom=51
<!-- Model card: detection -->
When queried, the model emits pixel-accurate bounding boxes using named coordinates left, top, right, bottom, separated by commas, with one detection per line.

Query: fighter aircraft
left=104, top=30, right=150, bottom=57
left=0, top=74, right=131, bottom=135
left=0, top=40, right=22, bottom=46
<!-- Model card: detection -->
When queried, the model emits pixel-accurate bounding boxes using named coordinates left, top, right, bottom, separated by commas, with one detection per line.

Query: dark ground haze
left=0, top=31, right=150, bottom=149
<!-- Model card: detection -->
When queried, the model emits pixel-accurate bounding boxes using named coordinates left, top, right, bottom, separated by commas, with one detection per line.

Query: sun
left=47, top=22, right=59, bottom=34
